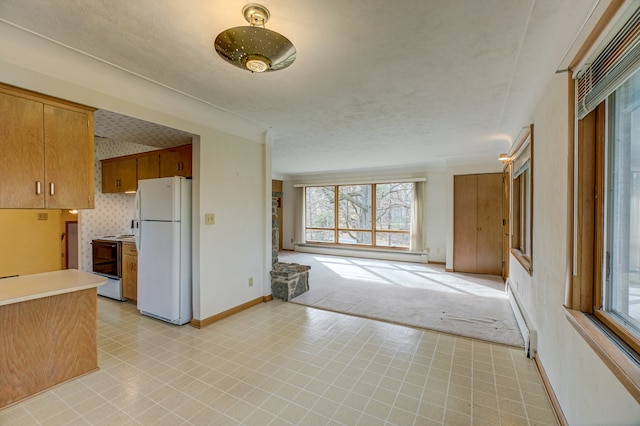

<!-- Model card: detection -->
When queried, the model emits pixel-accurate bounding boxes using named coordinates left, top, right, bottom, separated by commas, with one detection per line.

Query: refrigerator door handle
left=135, top=190, right=141, bottom=252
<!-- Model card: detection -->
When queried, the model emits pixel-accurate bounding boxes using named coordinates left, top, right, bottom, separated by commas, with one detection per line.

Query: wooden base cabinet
left=122, top=243, right=137, bottom=302
left=0, top=288, right=98, bottom=408
left=0, top=84, right=95, bottom=209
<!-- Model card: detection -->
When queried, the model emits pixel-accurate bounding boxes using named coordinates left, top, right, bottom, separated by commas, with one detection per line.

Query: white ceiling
left=0, top=0, right=605, bottom=176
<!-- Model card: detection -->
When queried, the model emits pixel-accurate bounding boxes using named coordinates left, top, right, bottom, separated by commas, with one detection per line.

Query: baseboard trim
left=506, top=278, right=537, bottom=357
left=428, top=261, right=445, bottom=265
left=445, top=268, right=454, bottom=272
left=534, top=355, right=568, bottom=426
left=190, top=296, right=271, bottom=328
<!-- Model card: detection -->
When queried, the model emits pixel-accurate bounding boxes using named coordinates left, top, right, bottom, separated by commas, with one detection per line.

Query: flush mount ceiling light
left=214, top=3, right=296, bottom=73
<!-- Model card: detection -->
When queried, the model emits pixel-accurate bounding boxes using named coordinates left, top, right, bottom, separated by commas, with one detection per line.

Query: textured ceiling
left=94, top=110, right=193, bottom=149
left=0, top=0, right=606, bottom=176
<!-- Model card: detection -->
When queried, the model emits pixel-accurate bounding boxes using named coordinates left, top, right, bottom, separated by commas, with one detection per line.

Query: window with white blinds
left=577, top=5, right=640, bottom=119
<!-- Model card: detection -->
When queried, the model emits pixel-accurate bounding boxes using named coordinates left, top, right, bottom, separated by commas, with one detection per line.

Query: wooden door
left=454, top=175, right=478, bottom=272
left=65, top=221, right=79, bottom=269
left=0, top=92, right=45, bottom=208
left=453, top=173, right=502, bottom=275
left=476, top=173, right=503, bottom=274
left=44, top=105, right=93, bottom=209
left=137, top=152, right=160, bottom=181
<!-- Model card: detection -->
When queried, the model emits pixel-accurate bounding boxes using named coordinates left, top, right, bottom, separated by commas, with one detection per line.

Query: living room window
left=566, top=5, right=640, bottom=401
left=601, top=70, right=640, bottom=348
left=305, top=182, right=414, bottom=249
left=510, top=126, right=533, bottom=273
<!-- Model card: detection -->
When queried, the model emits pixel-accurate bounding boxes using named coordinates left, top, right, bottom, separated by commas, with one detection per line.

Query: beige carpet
left=280, top=251, right=524, bottom=348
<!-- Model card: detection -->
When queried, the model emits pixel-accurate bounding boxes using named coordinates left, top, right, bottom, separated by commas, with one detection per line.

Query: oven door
left=91, top=240, right=121, bottom=278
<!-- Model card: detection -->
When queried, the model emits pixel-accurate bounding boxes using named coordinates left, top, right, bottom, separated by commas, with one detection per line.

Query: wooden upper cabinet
left=101, top=144, right=191, bottom=193
left=101, top=157, right=137, bottom=193
left=0, top=85, right=95, bottom=209
left=44, top=105, right=94, bottom=208
left=160, top=144, right=192, bottom=178
left=137, top=152, right=160, bottom=181
left=0, top=92, right=45, bottom=208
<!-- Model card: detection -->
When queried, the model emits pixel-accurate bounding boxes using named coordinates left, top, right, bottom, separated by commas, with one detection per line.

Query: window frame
left=593, top=81, right=640, bottom=355
left=304, top=182, right=413, bottom=250
left=568, top=88, right=640, bottom=403
left=510, top=125, right=534, bottom=274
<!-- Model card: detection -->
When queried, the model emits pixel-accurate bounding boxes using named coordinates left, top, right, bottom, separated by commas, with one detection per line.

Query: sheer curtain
left=293, top=186, right=305, bottom=245
left=410, top=181, right=425, bottom=252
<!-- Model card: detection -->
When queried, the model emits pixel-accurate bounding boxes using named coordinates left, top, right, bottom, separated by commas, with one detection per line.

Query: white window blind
left=577, top=6, right=640, bottom=119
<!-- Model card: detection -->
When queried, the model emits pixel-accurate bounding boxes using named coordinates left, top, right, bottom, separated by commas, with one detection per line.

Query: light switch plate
left=204, top=213, right=215, bottom=225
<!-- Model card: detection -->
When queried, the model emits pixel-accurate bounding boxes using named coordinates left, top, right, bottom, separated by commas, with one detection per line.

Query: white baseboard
left=506, top=278, right=537, bottom=358
left=294, top=244, right=429, bottom=263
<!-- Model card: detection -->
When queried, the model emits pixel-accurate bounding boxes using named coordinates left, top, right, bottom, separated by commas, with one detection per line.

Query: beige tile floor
left=1, top=298, right=558, bottom=425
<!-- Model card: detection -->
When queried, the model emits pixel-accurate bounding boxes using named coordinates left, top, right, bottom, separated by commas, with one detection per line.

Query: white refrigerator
left=135, top=176, right=192, bottom=325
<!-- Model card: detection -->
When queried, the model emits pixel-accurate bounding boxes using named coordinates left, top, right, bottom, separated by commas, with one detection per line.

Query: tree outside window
left=305, top=182, right=413, bottom=249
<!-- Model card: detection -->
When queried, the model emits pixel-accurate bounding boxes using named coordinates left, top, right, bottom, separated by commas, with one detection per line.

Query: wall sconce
left=498, top=153, right=510, bottom=163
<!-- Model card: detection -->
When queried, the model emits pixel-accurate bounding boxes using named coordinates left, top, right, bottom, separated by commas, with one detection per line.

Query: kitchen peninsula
left=0, top=270, right=106, bottom=408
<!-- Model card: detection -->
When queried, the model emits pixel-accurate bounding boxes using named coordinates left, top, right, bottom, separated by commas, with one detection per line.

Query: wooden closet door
left=453, top=173, right=503, bottom=275
left=476, top=173, right=503, bottom=274
left=454, top=174, right=478, bottom=272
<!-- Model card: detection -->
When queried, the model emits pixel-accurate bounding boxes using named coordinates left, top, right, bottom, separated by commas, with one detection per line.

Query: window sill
left=511, top=248, right=532, bottom=275
left=565, top=307, right=640, bottom=403
left=301, top=242, right=410, bottom=252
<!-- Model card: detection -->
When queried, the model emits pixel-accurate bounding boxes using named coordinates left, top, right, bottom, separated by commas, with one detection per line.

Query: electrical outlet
left=248, top=277, right=254, bottom=287
left=204, top=213, right=215, bottom=225
left=37, top=212, right=48, bottom=220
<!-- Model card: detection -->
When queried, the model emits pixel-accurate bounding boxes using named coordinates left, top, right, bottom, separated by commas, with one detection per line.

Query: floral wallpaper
left=79, top=137, right=158, bottom=272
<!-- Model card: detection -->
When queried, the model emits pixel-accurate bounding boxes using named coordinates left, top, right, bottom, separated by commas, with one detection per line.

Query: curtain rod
left=293, top=177, right=427, bottom=188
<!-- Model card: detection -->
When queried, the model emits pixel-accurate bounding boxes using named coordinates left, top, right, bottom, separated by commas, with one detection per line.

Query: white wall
left=509, top=73, right=640, bottom=424
left=0, top=22, right=268, bottom=322
left=424, top=171, right=447, bottom=263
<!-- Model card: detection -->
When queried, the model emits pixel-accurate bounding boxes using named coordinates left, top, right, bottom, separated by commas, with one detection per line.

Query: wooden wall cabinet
left=101, top=157, right=137, bottom=193
left=160, top=144, right=192, bottom=178
left=122, top=243, right=137, bottom=302
left=101, top=145, right=190, bottom=193
left=453, top=173, right=503, bottom=275
left=0, top=84, right=95, bottom=209
left=137, top=152, right=160, bottom=181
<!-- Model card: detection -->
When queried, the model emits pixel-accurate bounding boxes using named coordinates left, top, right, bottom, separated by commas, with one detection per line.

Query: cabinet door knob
left=35, top=181, right=42, bottom=195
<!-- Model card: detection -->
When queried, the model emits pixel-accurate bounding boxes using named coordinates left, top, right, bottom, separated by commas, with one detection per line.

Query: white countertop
left=0, top=270, right=107, bottom=306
